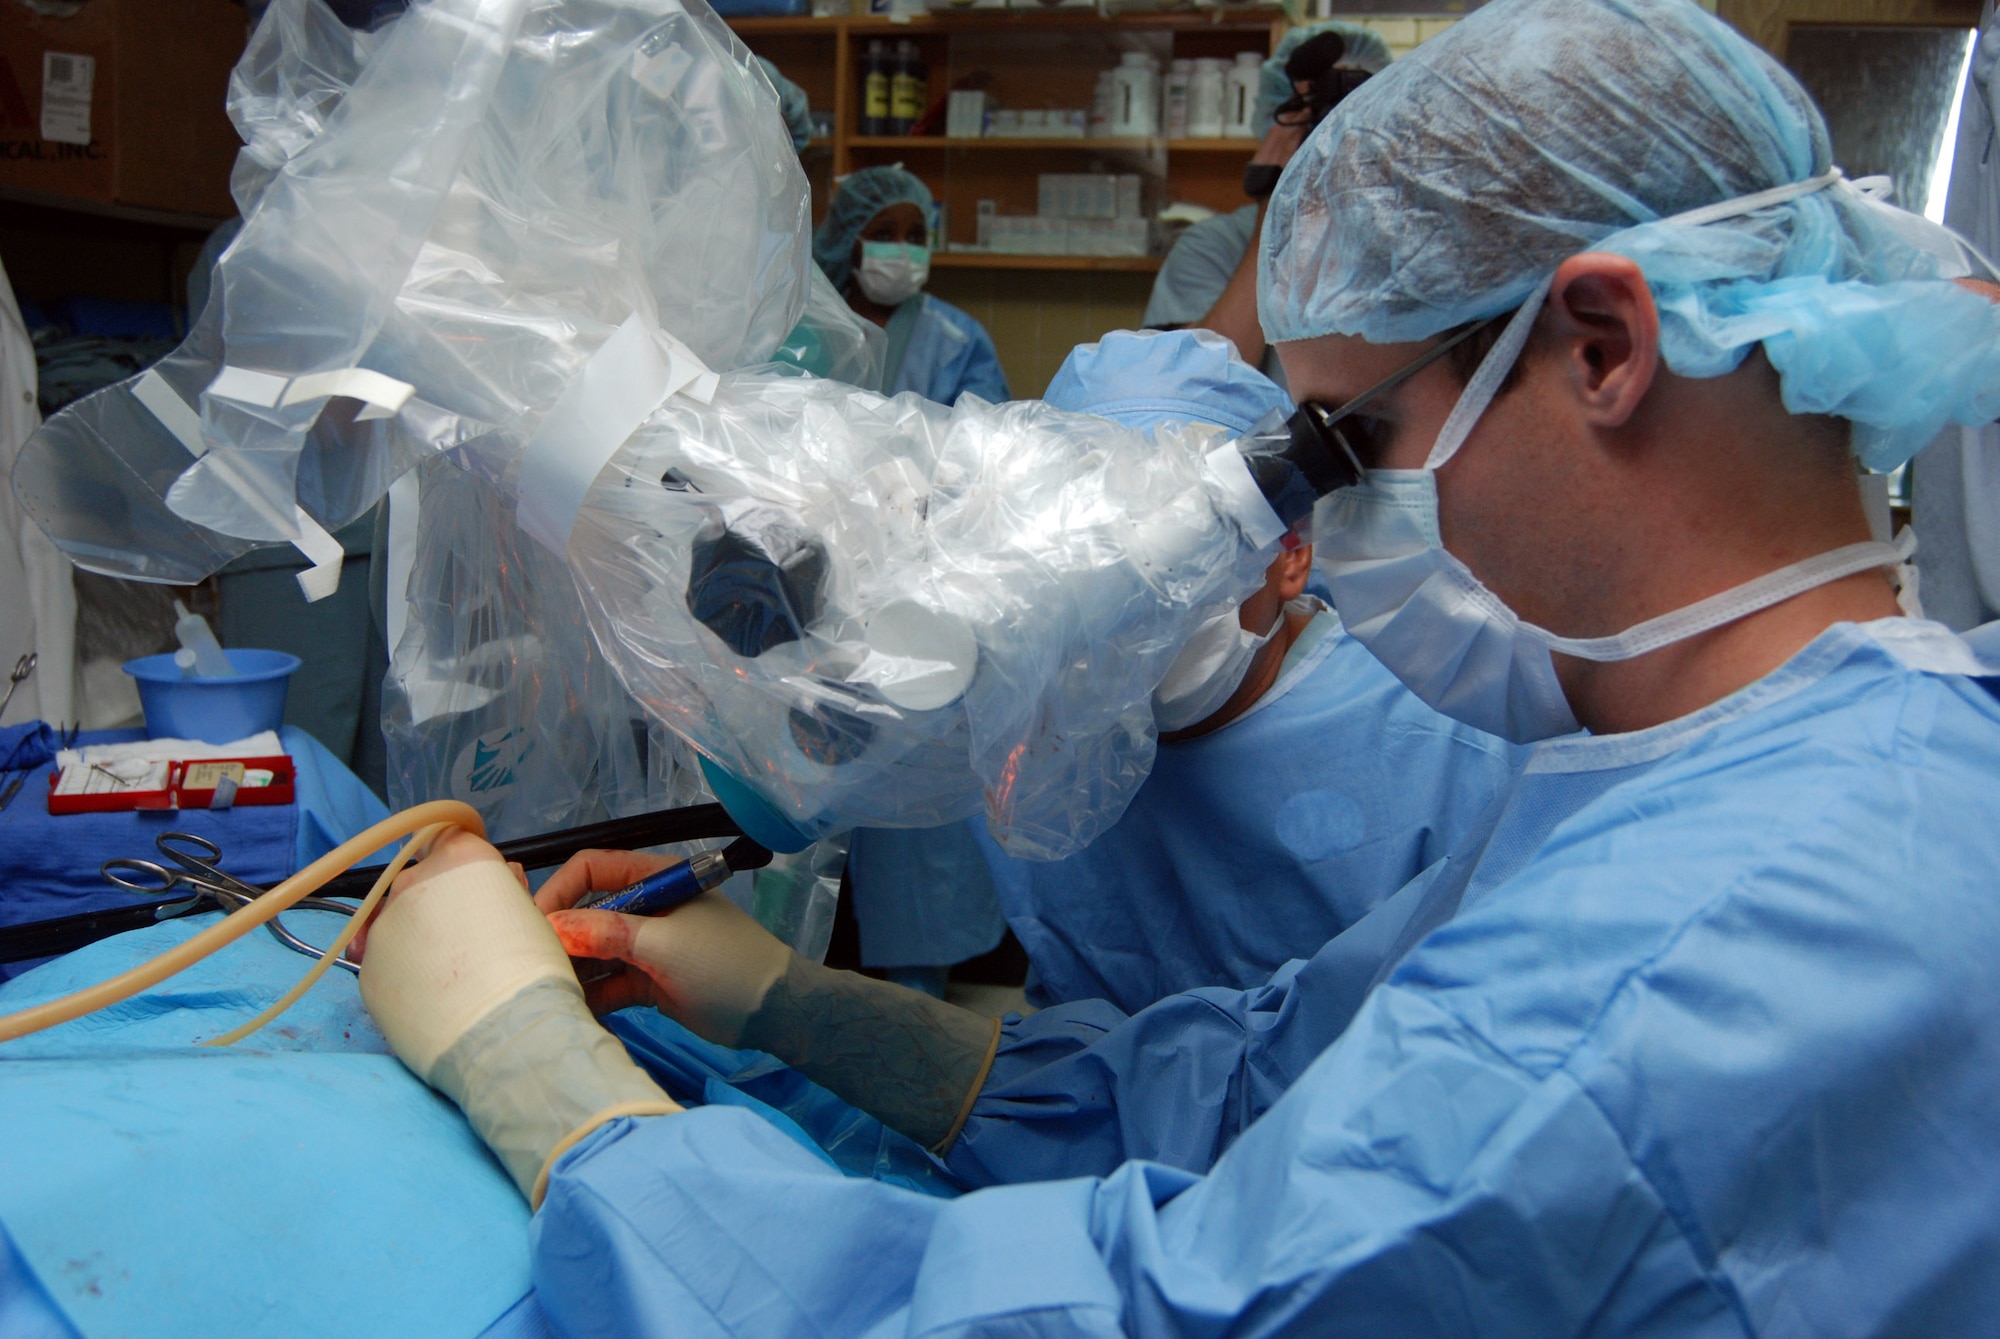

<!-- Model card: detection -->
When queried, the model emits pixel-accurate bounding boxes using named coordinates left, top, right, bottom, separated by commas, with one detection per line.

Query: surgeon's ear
left=1543, top=253, right=1659, bottom=430
left=1270, top=542, right=1314, bottom=600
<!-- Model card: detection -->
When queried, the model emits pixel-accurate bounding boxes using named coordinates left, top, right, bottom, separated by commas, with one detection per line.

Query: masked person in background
left=359, top=0, right=2000, bottom=1330
left=1143, top=21, right=1390, bottom=388
left=818, top=164, right=1009, bottom=994
left=811, top=165, right=1008, bottom=407
left=975, top=328, right=1525, bottom=1013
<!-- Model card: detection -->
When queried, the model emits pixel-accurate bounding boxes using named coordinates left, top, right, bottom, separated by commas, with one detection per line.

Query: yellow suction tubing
left=0, top=800, right=484, bottom=1046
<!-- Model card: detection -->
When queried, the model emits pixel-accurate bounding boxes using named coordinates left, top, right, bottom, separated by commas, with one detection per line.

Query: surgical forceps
left=102, top=831, right=360, bottom=974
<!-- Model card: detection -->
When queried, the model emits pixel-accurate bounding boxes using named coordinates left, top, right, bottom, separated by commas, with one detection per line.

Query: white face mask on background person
left=1151, top=602, right=1281, bottom=733
left=855, top=241, right=930, bottom=305
left=1314, top=171, right=1915, bottom=745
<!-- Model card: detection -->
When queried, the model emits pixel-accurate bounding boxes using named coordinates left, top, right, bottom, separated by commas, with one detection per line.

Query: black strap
left=1243, top=163, right=1283, bottom=200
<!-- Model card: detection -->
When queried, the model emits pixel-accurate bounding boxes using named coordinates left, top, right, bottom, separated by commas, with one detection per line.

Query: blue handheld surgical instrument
left=573, top=849, right=732, bottom=916
left=566, top=840, right=770, bottom=987
left=102, top=831, right=360, bottom=973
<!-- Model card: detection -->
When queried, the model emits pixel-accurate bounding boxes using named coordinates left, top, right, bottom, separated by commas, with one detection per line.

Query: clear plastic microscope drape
left=12, top=0, right=1299, bottom=861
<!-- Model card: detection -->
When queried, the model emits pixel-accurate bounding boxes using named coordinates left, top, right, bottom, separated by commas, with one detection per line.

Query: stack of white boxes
left=982, top=173, right=1148, bottom=257
left=945, top=90, right=989, bottom=139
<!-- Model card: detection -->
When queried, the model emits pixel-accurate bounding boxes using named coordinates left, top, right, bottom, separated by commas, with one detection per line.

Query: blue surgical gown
left=529, top=618, right=2000, bottom=1335
left=978, top=607, right=1524, bottom=1011
left=885, top=294, right=1009, bottom=407
left=848, top=821, right=1008, bottom=970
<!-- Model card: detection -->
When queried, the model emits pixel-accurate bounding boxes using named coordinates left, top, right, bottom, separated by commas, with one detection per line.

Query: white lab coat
left=0, top=258, right=76, bottom=727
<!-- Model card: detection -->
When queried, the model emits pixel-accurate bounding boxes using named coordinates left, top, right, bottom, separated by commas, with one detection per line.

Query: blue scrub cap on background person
left=755, top=57, right=814, bottom=154
left=1253, top=21, right=1393, bottom=135
left=812, top=165, right=934, bottom=293
left=1045, top=328, right=1293, bottom=434
left=1260, top=0, right=2000, bottom=470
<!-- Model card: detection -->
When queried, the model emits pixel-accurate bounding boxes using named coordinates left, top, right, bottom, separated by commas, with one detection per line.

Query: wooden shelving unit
left=847, top=134, right=1259, bottom=150
left=728, top=8, right=1283, bottom=272
left=931, top=249, right=1161, bottom=270
left=730, top=11, right=1286, bottom=37
left=0, top=184, right=228, bottom=235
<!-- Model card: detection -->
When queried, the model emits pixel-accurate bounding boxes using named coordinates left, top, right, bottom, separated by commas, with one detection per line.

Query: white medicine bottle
left=1223, top=51, right=1262, bottom=138
left=1163, top=58, right=1194, bottom=138
left=1109, top=51, right=1160, bottom=137
left=1186, top=57, right=1227, bottom=138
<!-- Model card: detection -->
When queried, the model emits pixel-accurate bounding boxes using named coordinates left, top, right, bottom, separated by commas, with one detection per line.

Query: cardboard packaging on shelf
left=0, top=0, right=246, bottom=218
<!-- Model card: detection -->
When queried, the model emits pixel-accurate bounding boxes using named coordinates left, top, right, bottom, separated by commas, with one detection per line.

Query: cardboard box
left=0, top=0, right=247, bottom=218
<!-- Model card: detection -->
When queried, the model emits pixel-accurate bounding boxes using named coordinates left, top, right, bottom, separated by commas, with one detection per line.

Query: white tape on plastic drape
left=133, top=370, right=207, bottom=456
left=133, top=370, right=348, bottom=602
left=280, top=367, right=416, bottom=421
left=385, top=470, right=420, bottom=660
left=1201, top=441, right=1287, bottom=550
left=289, top=506, right=348, bottom=602
left=206, top=366, right=290, bottom=408
left=515, top=312, right=717, bottom=555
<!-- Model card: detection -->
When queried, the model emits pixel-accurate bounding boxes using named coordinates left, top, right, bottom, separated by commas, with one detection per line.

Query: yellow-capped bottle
left=890, top=40, right=926, bottom=135
left=862, top=40, right=892, bottom=136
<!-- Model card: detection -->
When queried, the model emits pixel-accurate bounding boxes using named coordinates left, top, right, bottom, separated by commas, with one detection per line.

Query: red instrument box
left=47, top=755, right=296, bottom=815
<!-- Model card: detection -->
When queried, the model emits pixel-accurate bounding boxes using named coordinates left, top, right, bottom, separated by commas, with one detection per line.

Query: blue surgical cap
left=1046, top=329, right=1292, bottom=434
left=1253, top=21, right=1392, bottom=135
left=1260, top=0, right=2000, bottom=470
left=812, top=166, right=934, bottom=293
left=755, top=57, right=814, bottom=154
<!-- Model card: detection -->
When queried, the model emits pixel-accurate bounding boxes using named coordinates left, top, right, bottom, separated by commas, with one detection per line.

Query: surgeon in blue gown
left=360, top=2, right=2000, bottom=1332
left=811, top=165, right=1008, bottom=407
left=979, top=327, right=1526, bottom=1012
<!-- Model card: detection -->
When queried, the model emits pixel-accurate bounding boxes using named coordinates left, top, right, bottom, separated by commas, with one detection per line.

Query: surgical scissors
left=102, top=832, right=360, bottom=974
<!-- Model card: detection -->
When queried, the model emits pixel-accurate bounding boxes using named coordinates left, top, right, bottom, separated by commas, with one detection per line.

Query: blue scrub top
left=530, top=618, right=2000, bottom=1335
left=884, top=294, right=1009, bottom=407
left=978, top=607, right=1525, bottom=1012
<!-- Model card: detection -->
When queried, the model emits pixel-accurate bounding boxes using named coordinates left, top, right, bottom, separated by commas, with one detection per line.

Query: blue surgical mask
left=856, top=241, right=930, bottom=305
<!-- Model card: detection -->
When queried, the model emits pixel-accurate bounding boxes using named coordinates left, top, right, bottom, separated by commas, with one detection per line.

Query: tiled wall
left=927, top=268, right=1157, bottom=399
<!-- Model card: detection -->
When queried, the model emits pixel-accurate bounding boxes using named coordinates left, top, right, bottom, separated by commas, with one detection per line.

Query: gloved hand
left=540, top=847, right=1004, bottom=1152
left=357, top=831, right=680, bottom=1205
left=537, top=848, right=791, bottom=1047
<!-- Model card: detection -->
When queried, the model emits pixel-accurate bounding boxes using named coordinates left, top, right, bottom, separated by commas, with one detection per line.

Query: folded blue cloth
left=0, top=723, right=56, bottom=774
left=0, top=726, right=388, bottom=981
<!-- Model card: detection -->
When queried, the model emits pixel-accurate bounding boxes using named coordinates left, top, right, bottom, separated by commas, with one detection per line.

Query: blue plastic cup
left=122, top=649, right=302, bottom=745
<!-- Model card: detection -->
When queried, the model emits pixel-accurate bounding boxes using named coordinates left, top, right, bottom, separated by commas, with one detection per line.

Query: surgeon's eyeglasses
left=1283, top=313, right=1504, bottom=490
